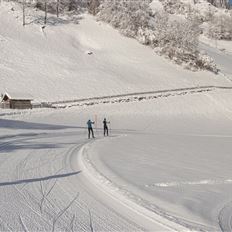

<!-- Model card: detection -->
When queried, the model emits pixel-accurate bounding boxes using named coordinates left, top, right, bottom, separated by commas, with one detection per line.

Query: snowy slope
left=0, top=1, right=230, bottom=103
left=1, top=88, right=232, bottom=231
left=1, top=1, right=232, bottom=231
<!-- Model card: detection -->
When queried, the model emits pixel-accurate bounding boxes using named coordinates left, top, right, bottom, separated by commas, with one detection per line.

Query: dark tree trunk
left=23, top=0, right=26, bottom=26
left=56, top=0, right=59, bottom=17
left=44, top=0, right=47, bottom=25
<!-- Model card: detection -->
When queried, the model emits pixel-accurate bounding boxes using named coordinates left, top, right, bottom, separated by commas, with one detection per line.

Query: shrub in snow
left=152, top=17, right=217, bottom=72
left=206, top=14, right=232, bottom=40
left=157, top=19, right=200, bottom=58
left=137, top=27, right=156, bottom=45
left=98, top=0, right=152, bottom=37
left=34, top=0, right=86, bottom=14
left=154, top=17, right=217, bottom=72
left=195, top=52, right=218, bottom=72
left=206, top=0, right=230, bottom=9
left=159, top=0, right=190, bottom=15
left=136, top=12, right=169, bottom=45
left=88, top=0, right=100, bottom=15
left=98, top=0, right=217, bottom=72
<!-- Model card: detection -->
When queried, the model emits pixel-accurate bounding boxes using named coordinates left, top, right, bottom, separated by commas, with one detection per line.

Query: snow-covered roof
left=3, top=92, right=33, bottom=100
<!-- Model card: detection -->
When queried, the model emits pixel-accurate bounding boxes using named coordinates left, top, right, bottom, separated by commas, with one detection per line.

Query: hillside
left=1, top=1, right=232, bottom=231
left=0, top=1, right=231, bottom=103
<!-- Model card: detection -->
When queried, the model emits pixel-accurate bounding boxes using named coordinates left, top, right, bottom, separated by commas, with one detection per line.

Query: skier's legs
left=91, top=128, right=95, bottom=138
left=104, top=126, right=108, bottom=136
left=88, top=128, right=91, bottom=139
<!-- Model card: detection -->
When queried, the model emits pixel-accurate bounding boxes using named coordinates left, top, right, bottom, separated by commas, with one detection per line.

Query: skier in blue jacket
left=87, top=119, right=95, bottom=139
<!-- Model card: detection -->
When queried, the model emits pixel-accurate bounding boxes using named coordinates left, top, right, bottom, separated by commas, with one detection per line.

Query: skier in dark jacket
left=103, top=118, right=110, bottom=136
left=87, top=119, right=95, bottom=139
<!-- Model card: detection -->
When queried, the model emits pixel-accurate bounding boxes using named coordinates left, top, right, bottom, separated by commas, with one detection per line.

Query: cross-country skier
left=87, top=119, right=95, bottom=139
left=103, top=118, right=110, bottom=136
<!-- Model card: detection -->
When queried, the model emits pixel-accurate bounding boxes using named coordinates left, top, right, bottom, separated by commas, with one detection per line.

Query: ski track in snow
left=219, top=201, right=232, bottom=232
left=0, top=132, right=146, bottom=231
left=0, top=91, right=232, bottom=230
left=1, top=88, right=232, bottom=230
left=0, top=110, right=231, bottom=230
left=0, top=129, right=211, bottom=231
left=79, top=141, right=215, bottom=232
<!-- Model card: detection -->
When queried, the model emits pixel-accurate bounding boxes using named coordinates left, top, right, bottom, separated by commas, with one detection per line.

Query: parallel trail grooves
left=0, top=133, right=144, bottom=231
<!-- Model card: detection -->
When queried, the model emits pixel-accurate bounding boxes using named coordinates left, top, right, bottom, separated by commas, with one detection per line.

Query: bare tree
left=56, top=0, right=59, bottom=17
left=23, top=0, right=26, bottom=26
left=44, top=0, right=47, bottom=25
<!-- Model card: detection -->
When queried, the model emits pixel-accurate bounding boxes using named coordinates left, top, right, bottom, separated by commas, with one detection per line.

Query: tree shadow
left=0, top=141, right=70, bottom=153
left=0, top=171, right=81, bottom=187
left=0, top=119, right=83, bottom=130
left=0, top=119, right=87, bottom=152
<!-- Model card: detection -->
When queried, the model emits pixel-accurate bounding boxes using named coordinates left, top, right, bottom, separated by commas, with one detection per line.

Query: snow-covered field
left=1, top=88, right=232, bottom=231
left=1, top=0, right=232, bottom=231
left=81, top=89, right=232, bottom=231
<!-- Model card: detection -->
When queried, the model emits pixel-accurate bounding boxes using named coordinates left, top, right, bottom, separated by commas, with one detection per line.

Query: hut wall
left=0, top=102, right=10, bottom=109
left=10, top=100, right=32, bottom=109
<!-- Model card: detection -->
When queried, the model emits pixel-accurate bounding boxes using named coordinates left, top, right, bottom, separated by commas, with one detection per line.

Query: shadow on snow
left=0, top=118, right=83, bottom=130
left=0, top=171, right=81, bottom=187
left=0, top=142, right=77, bottom=152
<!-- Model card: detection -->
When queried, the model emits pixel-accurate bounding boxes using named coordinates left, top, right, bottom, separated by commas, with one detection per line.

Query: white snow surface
left=1, top=89, right=232, bottom=231
left=1, top=1, right=232, bottom=231
left=0, top=1, right=231, bottom=103
left=150, top=0, right=164, bottom=13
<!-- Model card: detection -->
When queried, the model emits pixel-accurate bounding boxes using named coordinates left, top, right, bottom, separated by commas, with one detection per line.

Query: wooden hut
left=1, top=92, right=33, bottom=109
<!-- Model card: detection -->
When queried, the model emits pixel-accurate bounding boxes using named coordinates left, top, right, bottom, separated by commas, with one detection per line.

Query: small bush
left=98, top=0, right=152, bottom=37
left=206, top=14, right=232, bottom=40
left=98, top=0, right=217, bottom=72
